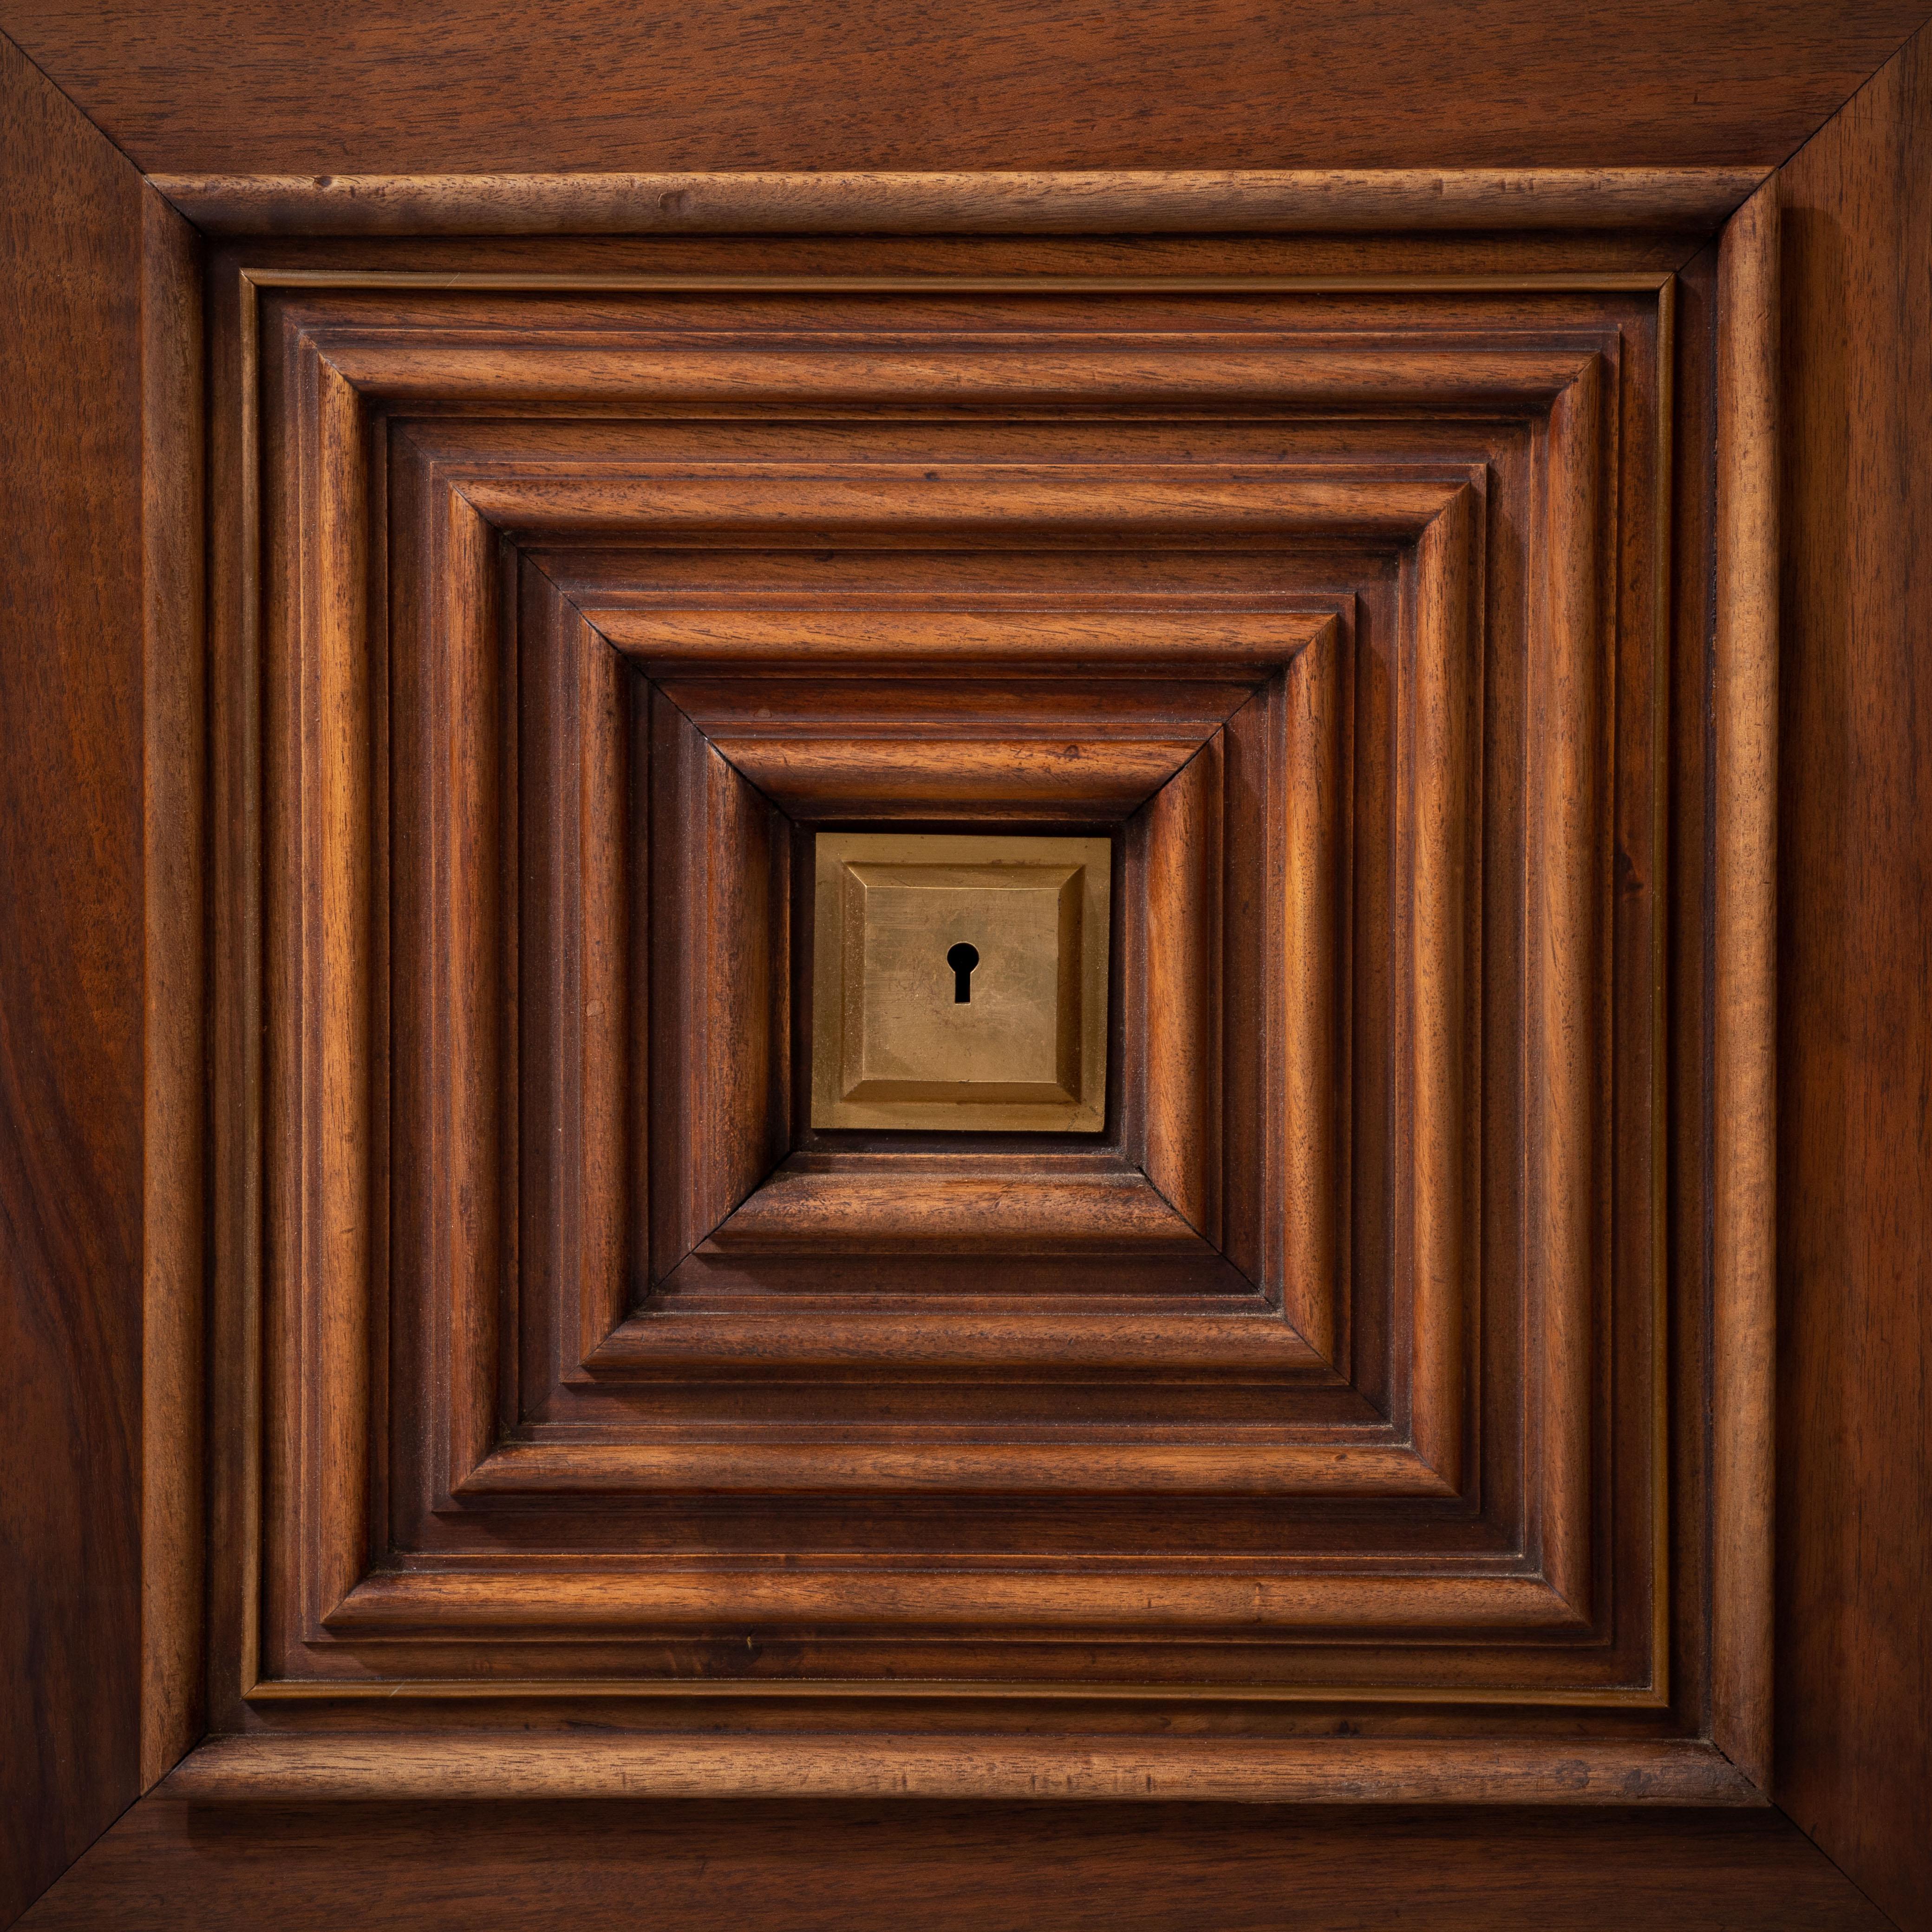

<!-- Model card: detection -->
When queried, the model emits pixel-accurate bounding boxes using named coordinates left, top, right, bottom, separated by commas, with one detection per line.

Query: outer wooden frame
left=123, top=176, right=1777, bottom=1809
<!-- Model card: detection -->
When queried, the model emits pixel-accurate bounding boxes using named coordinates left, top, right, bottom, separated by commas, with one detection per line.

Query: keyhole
left=946, top=942, right=980, bottom=1004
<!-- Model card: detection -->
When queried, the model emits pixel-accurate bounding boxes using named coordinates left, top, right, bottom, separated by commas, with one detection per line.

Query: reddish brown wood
left=0, top=2, right=1923, bottom=176
left=713, top=735, right=1205, bottom=819
left=138, top=173, right=206, bottom=1791
left=193, top=264, right=1692, bottom=1748
left=19, top=1795, right=1890, bottom=1932
left=0, top=32, right=149, bottom=1927
left=707, top=1163, right=1210, bottom=1254
left=148, top=168, right=1768, bottom=235
left=9, top=0, right=1924, bottom=1897
left=1712, top=178, right=1781, bottom=1795
left=1140, top=732, right=1223, bottom=1241
left=647, top=689, right=790, bottom=1273
left=2, top=145, right=1839, bottom=1915
left=1775, top=21, right=1932, bottom=1929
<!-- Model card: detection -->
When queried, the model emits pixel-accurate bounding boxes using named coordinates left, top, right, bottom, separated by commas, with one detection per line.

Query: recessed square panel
left=811, top=831, right=1111, bottom=1130
left=235, top=267, right=1697, bottom=1741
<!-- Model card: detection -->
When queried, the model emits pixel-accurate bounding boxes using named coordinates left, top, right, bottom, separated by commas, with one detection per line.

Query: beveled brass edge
left=810, top=830, right=1110, bottom=1133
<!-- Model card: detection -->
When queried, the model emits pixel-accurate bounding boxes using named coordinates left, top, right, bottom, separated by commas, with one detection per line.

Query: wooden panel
left=1775, top=21, right=1932, bottom=1929
left=137, top=163, right=207, bottom=1795
left=185, top=260, right=1713, bottom=1771
left=0, top=33, right=149, bottom=1928
left=1712, top=180, right=1780, bottom=1793
left=719, top=737, right=1202, bottom=819
left=2, top=1, right=1925, bottom=176
left=647, top=688, right=790, bottom=1271
left=157, top=168, right=1765, bottom=235
left=18, top=1794, right=1889, bottom=1932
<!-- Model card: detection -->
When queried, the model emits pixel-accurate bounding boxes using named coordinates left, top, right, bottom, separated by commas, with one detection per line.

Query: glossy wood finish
left=1775, top=21, right=1932, bottom=1929
left=3, top=1, right=1927, bottom=175
left=150, top=168, right=1768, bottom=236
left=0, top=33, right=148, bottom=1927
left=158, top=241, right=1743, bottom=1819
left=19, top=1796, right=1893, bottom=1932
left=1711, top=179, right=1781, bottom=1795
left=137, top=179, right=207, bottom=1791
left=168, top=1732, right=1763, bottom=1805
left=1, top=11, right=1923, bottom=1901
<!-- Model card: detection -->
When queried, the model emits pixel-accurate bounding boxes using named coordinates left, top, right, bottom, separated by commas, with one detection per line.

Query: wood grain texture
left=1140, top=738, right=1222, bottom=1239
left=2, top=0, right=1925, bottom=176
left=19, top=1795, right=1891, bottom=1932
left=213, top=266, right=1684, bottom=1726
left=149, top=168, right=1768, bottom=236
left=0, top=31, right=147, bottom=1927
left=1711, top=180, right=1780, bottom=1795
left=710, top=1167, right=1206, bottom=1254
left=138, top=180, right=205, bottom=1791
left=162, top=1731, right=1756, bottom=1805
left=647, top=691, right=790, bottom=1273
left=717, top=736, right=1201, bottom=820
left=1774, top=20, right=1932, bottom=1929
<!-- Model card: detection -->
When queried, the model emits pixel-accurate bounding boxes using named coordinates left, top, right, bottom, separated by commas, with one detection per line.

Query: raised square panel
left=211, top=256, right=1721, bottom=1759
left=810, top=831, right=1111, bottom=1131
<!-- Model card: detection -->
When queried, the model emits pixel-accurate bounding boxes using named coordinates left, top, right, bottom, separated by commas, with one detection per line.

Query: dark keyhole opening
left=946, top=942, right=980, bottom=1004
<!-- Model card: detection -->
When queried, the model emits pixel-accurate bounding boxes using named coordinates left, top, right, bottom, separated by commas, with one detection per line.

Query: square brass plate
left=810, top=831, right=1112, bottom=1131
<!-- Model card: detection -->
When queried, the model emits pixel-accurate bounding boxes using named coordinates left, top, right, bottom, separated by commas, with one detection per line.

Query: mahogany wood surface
left=151, top=168, right=1767, bottom=236
left=1, top=2, right=1928, bottom=176
left=0, top=34, right=148, bottom=1928
left=19, top=1796, right=1891, bottom=1932
left=198, top=260, right=1693, bottom=1743
left=1775, top=22, right=1932, bottom=1930
left=1711, top=180, right=1780, bottom=1795
left=2, top=6, right=1929, bottom=1917
left=137, top=170, right=205, bottom=1800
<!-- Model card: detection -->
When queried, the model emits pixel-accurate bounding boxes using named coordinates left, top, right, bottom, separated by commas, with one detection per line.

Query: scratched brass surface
left=811, top=832, right=1110, bottom=1131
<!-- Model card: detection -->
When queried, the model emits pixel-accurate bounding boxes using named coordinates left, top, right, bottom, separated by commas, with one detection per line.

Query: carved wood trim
left=1711, top=180, right=1781, bottom=1792
left=156, top=168, right=1765, bottom=237
left=173, top=239, right=1769, bottom=1800
left=167, top=1730, right=1763, bottom=1806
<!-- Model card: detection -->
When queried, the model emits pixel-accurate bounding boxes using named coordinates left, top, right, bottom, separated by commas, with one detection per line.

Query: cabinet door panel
left=156, top=227, right=1771, bottom=1808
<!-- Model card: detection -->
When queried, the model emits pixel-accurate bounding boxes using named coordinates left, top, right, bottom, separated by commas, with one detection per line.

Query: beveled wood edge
left=324, top=1565, right=1577, bottom=1632
left=711, top=735, right=1206, bottom=820
left=162, top=1731, right=1764, bottom=1804
left=238, top=1675, right=1670, bottom=1707
left=1398, top=482, right=1480, bottom=1496
left=585, top=1299, right=1318, bottom=1373
left=211, top=276, right=1684, bottom=1754
left=139, top=184, right=207, bottom=1789
left=447, top=1433, right=1444, bottom=1498
left=156, top=169, right=1767, bottom=238
left=1710, top=180, right=1779, bottom=1793
left=576, top=605, right=1336, bottom=671
left=706, top=1167, right=1199, bottom=1253
left=1521, top=356, right=1607, bottom=1625
left=253, top=269, right=1678, bottom=300
left=1139, top=732, right=1224, bottom=1241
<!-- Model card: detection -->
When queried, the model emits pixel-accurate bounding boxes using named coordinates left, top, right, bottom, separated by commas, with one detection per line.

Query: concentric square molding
left=190, top=241, right=1774, bottom=1804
